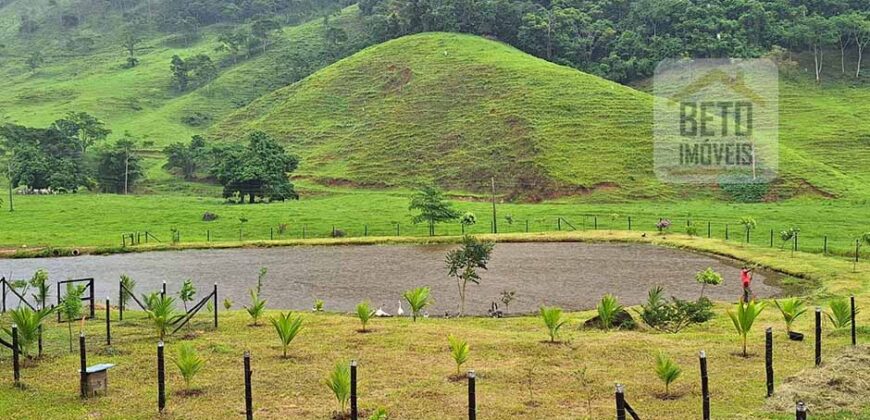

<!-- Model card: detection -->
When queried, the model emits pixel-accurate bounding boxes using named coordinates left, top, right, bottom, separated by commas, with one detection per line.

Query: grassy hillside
left=212, top=32, right=870, bottom=200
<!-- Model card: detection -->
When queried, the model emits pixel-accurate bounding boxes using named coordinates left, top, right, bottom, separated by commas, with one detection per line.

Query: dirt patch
left=764, top=345, right=870, bottom=414
left=383, top=64, right=413, bottom=93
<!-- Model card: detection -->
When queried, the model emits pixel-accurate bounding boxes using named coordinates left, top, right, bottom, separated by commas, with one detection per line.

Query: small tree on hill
left=446, top=235, right=495, bottom=316
left=409, top=186, right=459, bottom=236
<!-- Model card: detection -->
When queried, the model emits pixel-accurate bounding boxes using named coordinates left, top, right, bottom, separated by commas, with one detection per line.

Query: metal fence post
left=244, top=351, right=253, bottom=420
left=214, top=283, right=219, bottom=329
left=615, top=383, right=626, bottom=420
left=707, top=221, right=711, bottom=238
left=157, top=341, right=165, bottom=412
left=725, top=224, right=729, bottom=240
left=823, top=236, right=828, bottom=255
left=765, top=327, right=773, bottom=397
left=119, top=280, right=124, bottom=321
left=770, top=229, right=774, bottom=247
left=161, top=281, right=166, bottom=298
left=699, top=351, right=710, bottom=420
left=815, top=307, right=822, bottom=366
left=468, top=370, right=476, bottom=420
left=350, top=360, right=358, bottom=420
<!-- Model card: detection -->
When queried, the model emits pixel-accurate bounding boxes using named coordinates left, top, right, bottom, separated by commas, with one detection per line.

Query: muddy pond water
left=0, top=242, right=782, bottom=315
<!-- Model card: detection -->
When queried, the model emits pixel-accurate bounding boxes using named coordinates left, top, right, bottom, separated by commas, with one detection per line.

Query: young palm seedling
left=270, top=312, right=303, bottom=358
left=448, top=335, right=470, bottom=375
left=597, top=294, right=623, bottom=330
left=826, top=298, right=857, bottom=329
left=540, top=306, right=567, bottom=343
left=403, top=287, right=432, bottom=322
left=246, top=290, right=267, bottom=326
left=356, top=301, right=375, bottom=332
left=120, top=274, right=136, bottom=308
left=1, top=306, right=54, bottom=359
left=774, top=297, right=807, bottom=333
left=654, top=352, right=682, bottom=398
left=324, top=361, right=351, bottom=416
left=174, top=342, right=205, bottom=393
left=728, top=299, right=765, bottom=357
left=145, top=295, right=184, bottom=340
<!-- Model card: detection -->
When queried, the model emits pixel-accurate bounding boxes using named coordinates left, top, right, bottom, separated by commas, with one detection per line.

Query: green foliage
left=223, top=298, right=233, bottom=310
left=356, top=301, right=375, bottom=332
left=826, top=298, right=857, bottom=329
left=596, top=294, right=623, bottom=330
left=402, top=287, right=432, bottom=322
left=1, top=123, right=88, bottom=192
left=368, top=407, right=388, bottom=420
left=120, top=274, right=136, bottom=308
left=445, top=235, right=495, bottom=316
left=540, top=306, right=567, bottom=343
left=61, top=283, right=86, bottom=352
left=409, top=186, right=460, bottom=236
left=174, top=343, right=205, bottom=390
left=179, top=279, right=196, bottom=308
left=636, top=286, right=712, bottom=333
left=145, top=295, right=184, bottom=340
left=654, top=352, right=682, bottom=396
left=459, top=212, right=477, bottom=227
left=1, top=307, right=54, bottom=358
left=96, top=138, right=142, bottom=194
left=695, top=267, right=723, bottom=298
left=313, top=299, right=324, bottom=312
left=245, top=290, right=267, bottom=326
left=774, top=297, right=808, bottom=333
left=719, top=177, right=769, bottom=202
left=210, top=131, right=299, bottom=204
left=28, top=269, right=49, bottom=309
left=163, top=136, right=208, bottom=181
left=270, top=312, right=304, bottom=358
left=727, top=299, right=766, bottom=357
left=448, top=335, right=470, bottom=374
left=324, top=361, right=351, bottom=413
left=780, top=227, right=800, bottom=249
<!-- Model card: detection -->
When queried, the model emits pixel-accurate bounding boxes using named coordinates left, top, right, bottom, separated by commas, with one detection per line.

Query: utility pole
left=123, top=147, right=129, bottom=195
left=491, top=177, right=497, bottom=234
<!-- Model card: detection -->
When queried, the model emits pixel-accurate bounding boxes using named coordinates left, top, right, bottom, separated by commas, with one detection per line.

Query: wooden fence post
left=157, top=341, right=165, bottom=412
left=12, top=324, right=20, bottom=386
left=796, top=401, right=807, bottom=420
left=161, top=281, right=166, bottom=298
left=80, top=333, right=87, bottom=398
left=627, top=217, right=632, bottom=231
left=699, top=351, right=710, bottom=420
left=350, top=360, right=358, bottom=420
left=823, top=236, right=828, bottom=255
left=119, top=280, right=124, bottom=321
left=106, top=298, right=111, bottom=346
left=707, top=221, right=711, bottom=238
left=725, top=224, right=729, bottom=240
left=765, top=327, right=773, bottom=397
left=214, top=283, right=219, bottom=329
left=244, top=351, right=253, bottom=420
left=615, top=383, right=626, bottom=420
left=815, top=307, right=822, bottom=366
left=468, top=370, right=476, bottom=420
left=851, top=296, right=857, bottom=346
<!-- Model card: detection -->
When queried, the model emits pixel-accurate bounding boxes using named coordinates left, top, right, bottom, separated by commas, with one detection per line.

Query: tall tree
left=97, top=138, right=142, bottom=194
left=53, top=112, right=111, bottom=153
left=170, top=55, right=189, bottom=91
left=163, top=135, right=207, bottom=180
left=210, top=131, right=299, bottom=203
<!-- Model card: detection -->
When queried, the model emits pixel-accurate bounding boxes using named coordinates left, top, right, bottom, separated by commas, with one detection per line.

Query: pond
left=0, top=242, right=782, bottom=315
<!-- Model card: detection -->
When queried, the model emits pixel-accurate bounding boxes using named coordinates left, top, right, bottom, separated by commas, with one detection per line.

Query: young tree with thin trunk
left=446, top=235, right=494, bottom=316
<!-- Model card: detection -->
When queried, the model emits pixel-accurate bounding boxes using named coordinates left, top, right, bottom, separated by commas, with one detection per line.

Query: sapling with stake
left=325, top=361, right=351, bottom=415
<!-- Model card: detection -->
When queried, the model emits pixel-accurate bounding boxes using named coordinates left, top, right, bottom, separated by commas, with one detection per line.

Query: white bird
left=397, top=301, right=405, bottom=317
left=375, top=307, right=391, bottom=317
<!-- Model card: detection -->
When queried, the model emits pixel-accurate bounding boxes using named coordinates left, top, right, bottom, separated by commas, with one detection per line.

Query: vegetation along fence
left=121, top=213, right=870, bottom=263
left=1, top=277, right=861, bottom=418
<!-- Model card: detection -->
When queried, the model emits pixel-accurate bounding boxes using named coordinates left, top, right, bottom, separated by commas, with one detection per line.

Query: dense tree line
left=0, top=114, right=143, bottom=194
left=357, top=0, right=870, bottom=82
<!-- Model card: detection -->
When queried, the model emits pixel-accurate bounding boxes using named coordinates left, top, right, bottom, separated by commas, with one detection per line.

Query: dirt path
left=0, top=242, right=781, bottom=315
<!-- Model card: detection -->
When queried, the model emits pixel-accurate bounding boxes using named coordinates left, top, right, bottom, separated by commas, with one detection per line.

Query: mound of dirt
left=764, top=345, right=870, bottom=414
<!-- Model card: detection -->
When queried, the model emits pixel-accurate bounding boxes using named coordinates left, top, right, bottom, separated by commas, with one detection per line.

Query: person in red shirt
left=740, top=267, right=753, bottom=302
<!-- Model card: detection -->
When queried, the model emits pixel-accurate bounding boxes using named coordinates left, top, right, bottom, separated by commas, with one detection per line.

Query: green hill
left=212, top=32, right=870, bottom=200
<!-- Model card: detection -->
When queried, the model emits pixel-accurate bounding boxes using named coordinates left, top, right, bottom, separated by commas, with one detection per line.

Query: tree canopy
left=409, top=186, right=460, bottom=235
left=211, top=131, right=299, bottom=203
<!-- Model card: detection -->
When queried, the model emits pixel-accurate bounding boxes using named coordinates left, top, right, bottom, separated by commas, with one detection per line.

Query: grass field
left=0, top=233, right=868, bottom=419
left=0, top=188, right=868, bottom=261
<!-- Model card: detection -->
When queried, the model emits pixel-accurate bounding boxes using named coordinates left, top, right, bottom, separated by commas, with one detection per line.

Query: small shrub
left=638, top=287, right=715, bottom=333
left=202, top=212, right=219, bottom=221
left=655, top=218, right=671, bottom=233
left=145, top=295, right=184, bottom=340
left=719, top=175, right=769, bottom=202
left=459, top=212, right=477, bottom=227
left=403, top=287, right=432, bottom=322
left=331, top=228, right=346, bottom=238
left=500, top=290, right=516, bottom=312
left=245, top=290, right=266, bottom=326
left=356, top=301, right=375, bottom=332
left=540, top=306, right=567, bottom=342
left=312, top=299, right=324, bottom=312
left=270, top=312, right=303, bottom=358
left=174, top=343, right=205, bottom=391
left=178, top=279, right=196, bottom=313
left=728, top=299, right=765, bottom=357
left=654, top=352, right=681, bottom=397
left=61, top=283, right=86, bottom=352
left=774, top=297, right=807, bottom=333
left=597, top=294, right=623, bottom=330
left=368, top=408, right=388, bottom=420
left=448, top=335, right=470, bottom=374
left=827, top=298, right=857, bottom=329
left=325, top=361, right=351, bottom=414
left=1, top=307, right=54, bottom=358
left=686, top=225, right=699, bottom=236
left=223, top=298, right=233, bottom=310
left=695, top=267, right=722, bottom=298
